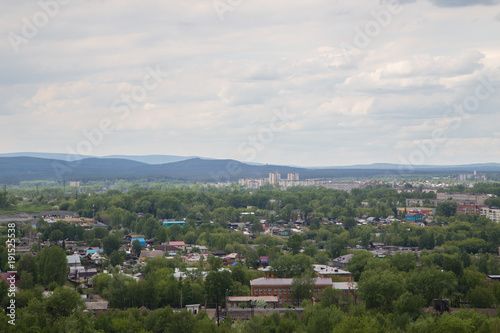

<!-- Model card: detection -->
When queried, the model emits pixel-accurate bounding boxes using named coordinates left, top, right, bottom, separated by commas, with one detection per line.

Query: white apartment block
left=480, top=207, right=500, bottom=223
left=436, top=192, right=490, bottom=205
left=269, top=172, right=281, bottom=184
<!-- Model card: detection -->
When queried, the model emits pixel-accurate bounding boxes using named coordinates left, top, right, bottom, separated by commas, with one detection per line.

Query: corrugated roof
left=67, top=254, right=81, bottom=264
left=85, top=301, right=108, bottom=310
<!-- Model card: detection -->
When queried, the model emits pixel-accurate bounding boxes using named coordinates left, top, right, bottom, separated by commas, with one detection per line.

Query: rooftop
left=250, top=277, right=334, bottom=287
left=227, top=296, right=279, bottom=302
left=67, top=254, right=81, bottom=264
left=313, top=265, right=351, bottom=275
left=332, top=253, right=354, bottom=264
left=332, top=282, right=357, bottom=290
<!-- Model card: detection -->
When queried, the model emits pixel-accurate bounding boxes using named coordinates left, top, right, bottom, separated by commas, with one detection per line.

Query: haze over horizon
left=2, top=0, right=500, bottom=167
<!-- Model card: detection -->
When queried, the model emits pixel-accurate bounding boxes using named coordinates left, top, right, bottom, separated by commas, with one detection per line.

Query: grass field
left=0, top=203, right=56, bottom=215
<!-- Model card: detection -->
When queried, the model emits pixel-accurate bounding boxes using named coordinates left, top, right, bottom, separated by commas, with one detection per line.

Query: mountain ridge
left=1, top=154, right=499, bottom=185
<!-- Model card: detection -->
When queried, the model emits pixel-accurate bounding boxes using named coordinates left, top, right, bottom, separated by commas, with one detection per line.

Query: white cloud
left=0, top=0, right=499, bottom=166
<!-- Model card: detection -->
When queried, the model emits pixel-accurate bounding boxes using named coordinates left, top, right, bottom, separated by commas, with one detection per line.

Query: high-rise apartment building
left=269, top=172, right=281, bottom=184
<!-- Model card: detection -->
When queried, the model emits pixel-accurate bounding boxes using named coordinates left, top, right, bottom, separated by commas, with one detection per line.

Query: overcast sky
left=1, top=0, right=500, bottom=167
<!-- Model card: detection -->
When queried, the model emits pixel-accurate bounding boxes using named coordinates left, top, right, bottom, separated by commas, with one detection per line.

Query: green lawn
left=0, top=203, right=57, bottom=215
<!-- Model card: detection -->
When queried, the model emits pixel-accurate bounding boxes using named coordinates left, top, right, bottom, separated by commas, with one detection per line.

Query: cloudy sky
left=1, top=0, right=500, bottom=167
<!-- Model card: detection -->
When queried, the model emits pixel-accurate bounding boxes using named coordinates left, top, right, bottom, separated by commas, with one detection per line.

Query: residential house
left=174, top=267, right=207, bottom=280
left=140, top=250, right=165, bottom=261
left=156, top=244, right=182, bottom=256
left=90, top=252, right=105, bottom=265
left=67, top=254, right=82, bottom=268
left=67, top=254, right=85, bottom=276
left=131, top=238, right=146, bottom=249
left=183, top=253, right=209, bottom=266
left=169, top=241, right=186, bottom=252
left=186, top=245, right=208, bottom=254
left=85, top=247, right=103, bottom=255
left=211, top=250, right=226, bottom=257
left=259, top=256, right=269, bottom=268
left=222, top=253, right=244, bottom=266
left=77, top=268, right=98, bottom=280
left=257, top=266, right=274, bottom=278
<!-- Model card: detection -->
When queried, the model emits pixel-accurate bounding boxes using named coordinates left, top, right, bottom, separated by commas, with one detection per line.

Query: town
left=2, top=174, right=500, bottom=331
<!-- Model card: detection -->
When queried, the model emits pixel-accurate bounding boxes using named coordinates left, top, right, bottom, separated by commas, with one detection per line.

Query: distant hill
left=0, top=156, right=388, bottom=184
left=1, top=154, right=500, bottom=185
left=0, top=152, right=93, bottom=161
left=0, top=152, right=197, bottom=164
left=315, top=162, right=500, bottom=172
left=102, top=154, right=200, bottom=164
left=0, top=157, right=150, bottom=184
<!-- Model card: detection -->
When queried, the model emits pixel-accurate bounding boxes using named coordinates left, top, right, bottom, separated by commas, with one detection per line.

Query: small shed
left=185, top=304, right=201, bottom=315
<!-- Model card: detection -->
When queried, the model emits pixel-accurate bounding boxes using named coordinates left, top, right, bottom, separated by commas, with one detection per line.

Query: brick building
left=250, top=277, right=334, bottom=305
left=456, top=204, right=486, bottom=215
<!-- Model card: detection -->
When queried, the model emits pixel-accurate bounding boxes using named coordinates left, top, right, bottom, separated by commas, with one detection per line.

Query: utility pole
left=225, top=289, right=228, bottom=317
left=216, top=293, right=219, bottom=327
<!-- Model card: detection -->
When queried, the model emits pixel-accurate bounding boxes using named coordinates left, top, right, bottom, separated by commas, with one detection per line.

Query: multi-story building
left=457, top=172, right=487, bottom=181
left=405, top=213, right=424, bottom=222
left=398, top=207, right=436, bottom=216
left=480, top=207, right=500, bottom=223
left=269, top=172, right=281, bottom=184
left=395, top=188, right=438, bottom=194
left=238, top=178, right=269, bottom=188
left=456, top=204, right=486, bottom=216
left=407, top=193, right=490, bottom=207
left=250, top=277, right=335, bottom=305
left=436, top=192, right=490, bottom=205
left=323, top=182, right=362, bottom=193
left=238, top=175, right=363, bottom=192
left=405, top=198, right=441, bottom=206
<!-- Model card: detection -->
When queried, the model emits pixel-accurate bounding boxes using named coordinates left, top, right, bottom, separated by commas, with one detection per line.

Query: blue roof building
left=132, top=238, right=146, bottom=246
left=161, top=221, right=185, bottom=227
left=405, top=213, right=424, bottom=222
left=86, top=248, right=104, bottom=255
